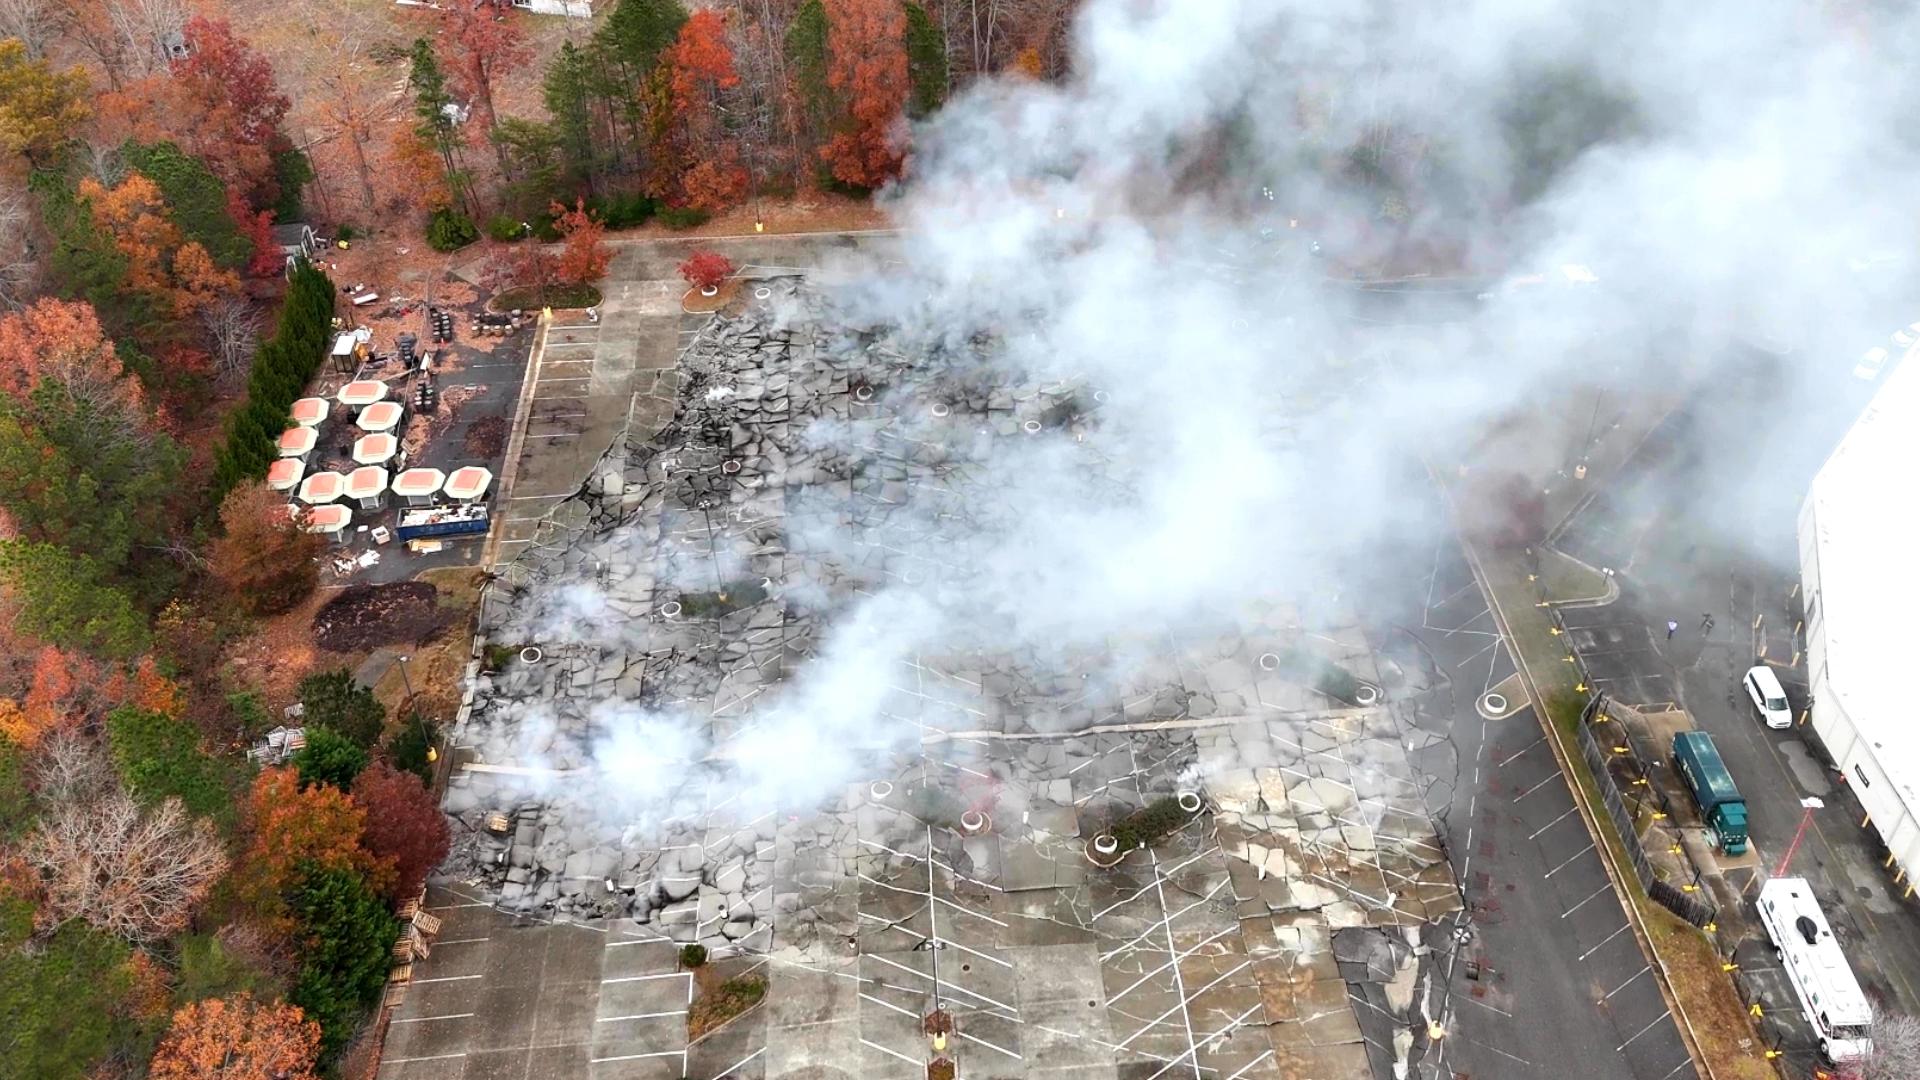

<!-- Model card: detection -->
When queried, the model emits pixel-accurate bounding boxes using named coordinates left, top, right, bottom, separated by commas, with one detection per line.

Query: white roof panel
left=1805, top=352, right=1920, bottom=820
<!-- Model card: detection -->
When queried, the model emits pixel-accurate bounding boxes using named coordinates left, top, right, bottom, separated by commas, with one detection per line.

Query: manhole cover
left=1480, top=692, right=1508, bottom=715
left=754, top=286, right=771, bottom=300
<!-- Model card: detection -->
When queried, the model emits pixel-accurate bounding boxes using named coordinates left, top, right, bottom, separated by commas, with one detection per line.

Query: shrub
left=296, top=670, right=386, bottom=750
left=288, top=865, right=401, bottom=1059
left=592, top=191, right=655, bottom=229
left=657, top=205, right=710, bottom=230
left=679, top=943, right=707, bottom=968
left=482, top=643, right=514, bottom=671
left=678, top=249, right=734, bottom=291
left=291, top=727, right=369, bottom=791
left=385, top=714, right=438, bottom=785
left=210, top=262, right=334, bottom=499
left=425, top=207, right=478, bottom=252
left=106, top=706, right=235, bottom=821
left=1107, top=796, right=1190, bottom=852
left=677, top=578, right=766, bottom=617
left=687, top=975, right=765, bottom=1039
left=334, top=224, right=356, bottom=242
left=486, top=215, right=528, bottom=242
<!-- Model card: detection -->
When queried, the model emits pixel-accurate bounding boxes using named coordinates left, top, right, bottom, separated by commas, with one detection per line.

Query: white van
left=1745, top=665, right=1792, bottom=729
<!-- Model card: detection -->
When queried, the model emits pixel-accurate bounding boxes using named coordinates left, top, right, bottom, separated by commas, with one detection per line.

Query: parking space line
left=1579, top=921, right=1631, bottom=961
left=1495, top=735, right=1547, bottom=767
left=958, top=1030, right=1023, bottom=1060
left=858, top=991, right=919, bottom=1019
left=1543, top=841, right=1595, bottom=878
left=411, top=974, right=483, bottom=984
left=381, top=1052, right=469, bottom=1066
left=592, top=1050, right=685, bottom=1063
left=1515, top=774, right=1560, bottom=801
left=859, top=1037, right=922, bottom=1067
left=1561, top=882, right=1613, bottom=919
left=595, top=1011, right=687, bottom=1022
left=1605, top=964, right=1650, bottom=999
left=433, top=937, right=490, bottom=946
left=602, top=973, right=691, bottom=984
left=1615, top=1010, right=1671, bottom=1051
left=1528, top=805, right=1580, bottom=840
left=391, top=1012, right=476, bottom=1024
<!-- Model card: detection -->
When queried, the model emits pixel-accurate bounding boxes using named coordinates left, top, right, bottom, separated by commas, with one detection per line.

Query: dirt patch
left=312, top=582, right=455, bottom=653
left=464, top=415, right=509, bottom=459
left=400, top=383, right=484, bottom=459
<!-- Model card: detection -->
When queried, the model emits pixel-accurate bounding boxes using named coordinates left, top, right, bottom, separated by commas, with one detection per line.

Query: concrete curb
left=482, top=311, right=552, bottom=570
left=1437, top=470, right=1717, bottom=1080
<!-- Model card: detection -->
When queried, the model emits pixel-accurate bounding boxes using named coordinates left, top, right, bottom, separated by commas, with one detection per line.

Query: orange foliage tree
left=661, top=10, right=747, bottom=210
left=208, top=481, right=324, bottom=615
left=821, top=0, right=909, bottom=189
left=238, top=767, right=393, bottom=932
left=552, top=199, right=612, bottom=286
left=172, top=17, right=293, bottom=209
left=0, top=646, right=105, bottom=749
left=78, top=173, right=241, bottom=318
left=439, top=0, right=532, bottom=139
left=150, top=993, right=321, bottom=1080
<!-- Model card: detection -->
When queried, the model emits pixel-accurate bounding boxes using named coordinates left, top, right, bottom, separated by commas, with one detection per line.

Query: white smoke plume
left=467, top=0, right=1920, bottom=839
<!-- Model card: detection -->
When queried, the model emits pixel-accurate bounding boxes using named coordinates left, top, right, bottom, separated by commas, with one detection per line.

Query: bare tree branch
left=0, top=0, right=65, bottom=59
left=23, top=736, right=229, bottom=945
left=198, top=297, right=260, bottom=386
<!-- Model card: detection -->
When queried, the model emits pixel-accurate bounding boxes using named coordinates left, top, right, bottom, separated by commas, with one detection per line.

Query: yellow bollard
left=1888, top=853, right=1897, bottom=868
left=1798, top=710, right=1808, bottom=726
left=1863, top=812, right=1872, bottom=828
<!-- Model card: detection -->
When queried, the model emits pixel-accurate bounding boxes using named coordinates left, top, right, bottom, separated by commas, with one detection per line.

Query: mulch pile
left=463, top=414, right=509, bottom=459
left=311, top=582, right=456, bottom=653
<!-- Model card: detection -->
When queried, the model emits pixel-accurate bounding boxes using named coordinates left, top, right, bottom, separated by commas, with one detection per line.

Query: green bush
left=105, top=706, right=235, bottom=821
left=678, top=579, right=769, bottom=618
left=482, top=643, right=515, bottom=671
left=335, top=224, right=357, bottom=242
left=211, top=261, right=335, bottom=499
left=123, top=141, right=251, bottom=269
left=227, top=690, right=272, bottom=742
left=289, top=864, right=402, bottom=1060
left=656, top=205, right=710, bottom=230
left=0, top=734, right=29, bottom=841
left=486, top=215, right=528, bottom=242
left=1107, top=796, right=1190, bottom=852
left=679, top=943, right=707, bottom=968
left=426, top=207, right=479, bottom=252
left=292, top=726, right=370, bottom=790
left=590, top=191, right=656, bottom=229
left=297, top=669, right=387, bottom=750
left=0, top=920, right=151, bottom=1080
left=385, top=714, right=439, bottom=785
left=175, top=932, right=284, bottom=1005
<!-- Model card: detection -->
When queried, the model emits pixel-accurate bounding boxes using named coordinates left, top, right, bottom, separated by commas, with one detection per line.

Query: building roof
left=1804, top=351, right=1920, bottom=820
left=271, top=222, right=311, bottom=245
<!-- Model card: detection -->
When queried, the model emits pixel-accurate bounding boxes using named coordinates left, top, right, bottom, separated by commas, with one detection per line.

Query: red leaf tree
left=238, top=767, right=392, bottom=933
left=439, top=1, right=532, bottom=137
left=679, top=250, right=734, bottom=292
left=351, top=762, right=451, bottom=902
left=551, top=199, right=611, bottom=287
left=209, top=481, right=325, bottom=615
left=821, top=0, right=909, bottom=189
left=150, top=993, right=321, bottom=1080
left=173, top=17, right=293, bottom=210
left=660, top=11, right=748, bottom=211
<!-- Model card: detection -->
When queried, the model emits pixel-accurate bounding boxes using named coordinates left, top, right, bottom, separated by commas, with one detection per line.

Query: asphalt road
left=1548, top=346, right=1920, bottom=1034
left=1366, top=498, right=1695, bottom=1080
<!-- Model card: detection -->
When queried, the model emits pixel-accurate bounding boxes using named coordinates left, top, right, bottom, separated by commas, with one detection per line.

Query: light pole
left=1775, top=796, right=1825, bottom=877
left=396, top=653, right=415, bottom=701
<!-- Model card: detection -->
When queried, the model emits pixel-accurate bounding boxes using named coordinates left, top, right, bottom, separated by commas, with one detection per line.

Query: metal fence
left=1576, top=694, right=1718, bottom=928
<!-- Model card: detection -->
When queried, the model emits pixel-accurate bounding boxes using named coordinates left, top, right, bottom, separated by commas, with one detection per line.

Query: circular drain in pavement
left=754, top=286, right=771, bottom=300
left=854, top=385, right=875, bottom=402
left=722, top=459, right=741, bottom=475
left=519, top=646, right=544, bottom=664
left=1354, top=683, right=1379, bottom=707
left=869, top=780, right=894, bottom=800
left=1478, top=691, right=1511, bottom=718
left=931, top=403, right=951, bottom=418
left=1094, top=390, right=1110, bottom=404
left=1177, top=791, right=1203, bottom=813
left=659, top=601, right=682, bottom=619
left=1258, top=652, right=1281, bottom=672
left=1023, top=419, right=1043, bottom=434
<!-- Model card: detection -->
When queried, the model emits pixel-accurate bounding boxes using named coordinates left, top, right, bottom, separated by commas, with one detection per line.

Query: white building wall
left=1798, top=495, right=1920, bottom=890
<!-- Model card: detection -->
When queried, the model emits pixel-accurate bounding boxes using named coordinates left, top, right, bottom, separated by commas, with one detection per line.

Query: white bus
left=1757, top=877, right=1873, bottom=1062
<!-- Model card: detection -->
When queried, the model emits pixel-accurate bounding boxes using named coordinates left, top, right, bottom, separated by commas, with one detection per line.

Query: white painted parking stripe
left=1615, top=1010, right=1670, bottom=1051
left=1605, top=964, right=1650, bottom=999
left=1528, top=805, right=1579, bottom=840
left=595, top=1010, right=686, bottom=1022
left=1543, top=841, right=1596, bottom=878
left=381, top=1052, right=468, bottom=1066
left=410, top=974, right=483, bottom=984
left=1515, top=774, right=1561, bottom=801
left=858, top=1038, right=921, bottom=1067
left=1495, top=735, right=1547, bottom=767
left=432, top=937, right=490, bottom=946
left=591, top=1050, right=685, bottom=1063
left=1580, top=921, right=1632, bottom=961
left=602, top=972, right=690, bottom=984
left=390, top=1013, right=475, bottom=1024
left=1561, top=882, right=1613, bottom=919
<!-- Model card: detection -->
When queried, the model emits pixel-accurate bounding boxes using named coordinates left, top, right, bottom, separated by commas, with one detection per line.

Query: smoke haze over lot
left=484, top=0, right=1920, bottom=830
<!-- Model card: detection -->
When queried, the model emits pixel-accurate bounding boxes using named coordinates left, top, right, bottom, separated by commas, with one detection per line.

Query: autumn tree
left=0, top=646, right=98, bottom=749
left=553, top=198, right=612, bottom=286
left=23, top=732, right=229, bottom=944
left=409, top=38, right=477, bottom=220
left=0, top=0, right=65, bottom=59
left=679, top=249, right=734, bottom=291
left=660, top=9, right=748, bottom=210
left=79, top=171, right=242, bottom=318
left=209, top=482, right=324, bottom=615
left=237, top=767, right=390, bottom=932
left=0, top=38, right=89, bottom=166
left=438, top=0, right=532, bottom=145
left=150, top=993, right=321, bottom=1080
left=352, top=762, right=450, bottom=902
left=820, top=0, right=910, bottom=189
left=594, top=0, right=688, bottom=151
left=170, top=17, right=293, bottom=210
